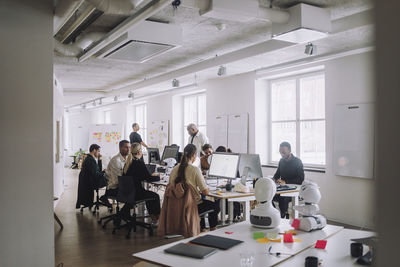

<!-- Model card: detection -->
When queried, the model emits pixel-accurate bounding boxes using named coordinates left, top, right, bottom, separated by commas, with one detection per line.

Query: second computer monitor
left=208, top=152, right=240, bottom=179
left=238, top=153, right=263, bottom=180
left=147, top=147, right=160, bottom=164
left=161, top=145, right=180, bottom=163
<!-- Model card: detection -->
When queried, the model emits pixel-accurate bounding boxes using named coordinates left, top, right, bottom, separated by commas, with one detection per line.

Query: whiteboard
left=88, top=124, right=123, bottom=162
left=207, top=115, right=228, bottom=148
left=333, top=103, right=375, bottom=179
left=148, top=120, right=169, bottom=154
left=228, top=113, right=249, bottom=153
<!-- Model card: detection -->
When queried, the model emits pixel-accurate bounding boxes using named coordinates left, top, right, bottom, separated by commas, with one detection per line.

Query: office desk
left=133, top=220, right=343, bottom=267
left=276, top=228, right=375, bottom=266
left=208, top=185, right=300, bottom=225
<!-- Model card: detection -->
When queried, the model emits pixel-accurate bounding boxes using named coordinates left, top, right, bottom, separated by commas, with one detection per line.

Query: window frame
left=133, top=103, right=147, bottom=143
left=268, top=71, right=326, bottom=168
left=183, top=93, right=207, bottom=146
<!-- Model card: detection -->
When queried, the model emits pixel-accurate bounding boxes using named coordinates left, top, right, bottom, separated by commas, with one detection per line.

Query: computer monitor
left=237, top=153, right=263, bottom=185
left=147, top=147, right=160, bottom=164
left=161, top=145, right=180, bottom=163
left=208, top=152, right=240, bottom=179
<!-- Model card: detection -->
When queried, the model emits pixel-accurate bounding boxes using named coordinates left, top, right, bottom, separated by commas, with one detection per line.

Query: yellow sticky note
left=285, top=230, right=297, bottom=235
left=269, top=238, right=282, bottom=242
left=257, top=237, right=270, bottom=244
left=294, top=238, right=302, bottom=242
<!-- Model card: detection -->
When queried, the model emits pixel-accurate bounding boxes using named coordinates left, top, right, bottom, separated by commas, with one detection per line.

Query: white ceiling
left=54, top=0, right=374, bottom=107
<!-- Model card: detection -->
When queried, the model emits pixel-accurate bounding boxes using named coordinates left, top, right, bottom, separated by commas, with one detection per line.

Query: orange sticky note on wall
left=283, top=233, right=294, bottom=243
left=315, top=240, right=327, bottom=249
left=291, top=218, right=300, bottom=229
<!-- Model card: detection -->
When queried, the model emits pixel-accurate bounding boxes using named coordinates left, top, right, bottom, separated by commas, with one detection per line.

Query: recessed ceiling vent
left=99, top=20, right=182, bottom=63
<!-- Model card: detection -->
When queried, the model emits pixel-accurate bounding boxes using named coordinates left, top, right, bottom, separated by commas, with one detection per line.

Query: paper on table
left=253, top=232, right=264, bottom=240
left=283, top=233, right=294, bottom=243
left=315, top=240, right=327, bottom=249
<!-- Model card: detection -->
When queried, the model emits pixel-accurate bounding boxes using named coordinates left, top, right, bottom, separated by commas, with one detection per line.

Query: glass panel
left=198, top=94, right=207, bottom=125
left=300, top=120, right=326, bottom=165
left=300, top=74, right=325, bottom=120
left=271, top=122, right=296, bottom=162
left=104, top=111, right=111, bottom=124
left=183, top=127, right=189, bottom=146
left=135, top=105, right=144, bottom=127
left=271, top=79, right=296, bottom=121
left=184, top=95, right=197, bottom=126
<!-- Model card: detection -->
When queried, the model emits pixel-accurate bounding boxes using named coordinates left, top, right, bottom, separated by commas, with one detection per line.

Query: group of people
left=76, top=121, right=305, bottom=234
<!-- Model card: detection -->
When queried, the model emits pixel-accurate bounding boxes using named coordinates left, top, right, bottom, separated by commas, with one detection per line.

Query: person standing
left=129, top=123, right=148, bottom=148
left=273, top=141, right=305, bottom=218
left=186, top=123, right=208, bottom=156
left=76, top=144, right=104, bottom=209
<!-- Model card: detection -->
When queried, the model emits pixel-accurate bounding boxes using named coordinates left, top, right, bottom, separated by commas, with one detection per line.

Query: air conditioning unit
left=272, top=4, right=331, bottom=43
left=97, top=20, right=182, bottom=63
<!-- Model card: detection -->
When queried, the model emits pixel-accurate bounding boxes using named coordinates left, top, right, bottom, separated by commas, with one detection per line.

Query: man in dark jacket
left=273, top=142, right=305, bottom=218
left=76, top=144, right=104, bottom=209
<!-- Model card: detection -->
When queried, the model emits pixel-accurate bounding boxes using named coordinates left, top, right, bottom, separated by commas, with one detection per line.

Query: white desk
left=133, top=220, right=343, bottom=267
left=276, top=228, right=375, bottom=266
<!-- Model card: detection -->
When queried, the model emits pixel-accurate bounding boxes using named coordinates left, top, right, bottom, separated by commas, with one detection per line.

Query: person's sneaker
left=99, top=195, right=111, bottom=208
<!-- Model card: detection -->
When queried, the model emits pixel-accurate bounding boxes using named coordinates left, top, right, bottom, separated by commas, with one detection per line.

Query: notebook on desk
left=189, top=234, right=243, bottom=250
left=164, top=242, right=217, bottom=259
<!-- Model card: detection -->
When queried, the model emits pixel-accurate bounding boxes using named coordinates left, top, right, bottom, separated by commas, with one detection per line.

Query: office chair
left=91, top=173, right=109, bottom=214
left=97, top=195, right=120, bottom=229
left=112, top=176, right=156, bottom=239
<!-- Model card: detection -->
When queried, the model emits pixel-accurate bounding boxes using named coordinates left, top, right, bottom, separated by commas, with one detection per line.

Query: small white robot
left=293, top=180, right=327, bottom=232
left=250, top=178, right=281, bottom=228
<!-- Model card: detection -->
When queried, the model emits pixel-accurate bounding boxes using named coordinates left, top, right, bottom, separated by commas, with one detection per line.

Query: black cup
left=305, top=256, right=318, bottom=267
left=351, top=242, right=363, bottom=257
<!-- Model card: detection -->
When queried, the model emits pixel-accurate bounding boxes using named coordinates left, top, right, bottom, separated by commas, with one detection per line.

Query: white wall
left=66, top=51, right=376, bottom=228
left=53, top=76, right=65, bottom=200
left=0, top=1, right=54, bottom=266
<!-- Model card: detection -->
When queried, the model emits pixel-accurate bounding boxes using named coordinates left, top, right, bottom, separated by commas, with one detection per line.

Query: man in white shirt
left=101, top=140, right=130, bottom=202
left=187, top=123, right=209, bottom=156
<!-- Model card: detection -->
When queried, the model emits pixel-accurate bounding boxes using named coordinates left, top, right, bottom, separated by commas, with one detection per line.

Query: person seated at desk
left=100, top=140, right=130, bottom=206
left=273, top=141, right=304, bottom=218
left=120, top=143, right=161, bottom=225
left=215, top=146, right=232, bottom=153
left=200, top=144, right=213, bottom=175
left=76, top=144, right=104, bottom=209
left=169, top=144, right=220, bottom=232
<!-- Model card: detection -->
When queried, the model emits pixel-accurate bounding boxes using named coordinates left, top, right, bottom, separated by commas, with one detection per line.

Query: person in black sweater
left=76, top=144, right=104, bottom=209
left=273, top=142, right=305, bottom=218
left=120, top=142, right=160, bottom=224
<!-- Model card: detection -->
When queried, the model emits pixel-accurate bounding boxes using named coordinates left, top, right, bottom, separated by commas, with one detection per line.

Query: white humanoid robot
left=250, top=178, right=281, bottom=228
left=163, top=158, right=177, bottom=176
left=293, top=180, right=327, bottom=232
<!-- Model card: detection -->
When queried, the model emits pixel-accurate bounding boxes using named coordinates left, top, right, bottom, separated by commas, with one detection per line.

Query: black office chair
left=91, top=174, right=109, bottom=214
left=112, top=176, right=156, bottom=239
left=97, top=195, right=120, bottom=228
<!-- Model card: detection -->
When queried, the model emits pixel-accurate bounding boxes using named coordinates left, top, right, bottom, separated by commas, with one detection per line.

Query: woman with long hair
left=169, top=144, right=220, bottom=231
left=122, top=143, right=160, bottom=225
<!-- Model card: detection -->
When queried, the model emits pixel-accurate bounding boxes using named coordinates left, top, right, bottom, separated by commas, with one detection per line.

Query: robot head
left=299, top=180, right=321, bottom=204
left=163, top=158, right=177, bottom=168
left=254, top=178, right=276, bottom=203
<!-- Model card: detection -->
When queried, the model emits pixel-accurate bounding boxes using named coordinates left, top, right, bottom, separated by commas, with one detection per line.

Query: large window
left=133, top=104, right=147, bottom=143
left=269, top=72, right=325, bottom=166
left=183, top=93, right=206, bottom=145
left=104, top=110, right=111, bottom=124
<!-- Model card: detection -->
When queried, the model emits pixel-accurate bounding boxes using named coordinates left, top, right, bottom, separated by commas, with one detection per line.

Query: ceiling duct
left=98, top=20, right=182, bottom=63
left=272, top=4, right=331, bottom=43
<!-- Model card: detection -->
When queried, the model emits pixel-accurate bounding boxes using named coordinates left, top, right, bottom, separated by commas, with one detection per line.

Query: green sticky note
left=266, top=233, right=278, bottom=240
left=253, top=232, right=264, bottom=240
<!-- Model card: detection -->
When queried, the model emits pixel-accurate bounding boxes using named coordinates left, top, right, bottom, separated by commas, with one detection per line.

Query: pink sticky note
left=283, top=233, right=294, bottom=243
left=291, top=219, right=300, bottom=230
left=225, top=231, right=233, bottom=234
left=315, top=240, right=327, bottom=249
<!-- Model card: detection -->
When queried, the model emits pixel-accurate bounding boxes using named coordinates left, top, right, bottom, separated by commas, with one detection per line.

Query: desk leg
left=54, top=213, right=63, bottom=229
left=228, top=201, right=234, bottom=224
left=293, top=196, right=299, bottom=219
left=220, top=199, right=226, bottom=225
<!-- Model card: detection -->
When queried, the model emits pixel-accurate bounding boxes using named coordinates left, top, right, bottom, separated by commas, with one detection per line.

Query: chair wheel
left=80, top=207, right=84, bottom=213
left=102, top=224, right=107, bottom=229
left=112, top=230, right=116, bottom=235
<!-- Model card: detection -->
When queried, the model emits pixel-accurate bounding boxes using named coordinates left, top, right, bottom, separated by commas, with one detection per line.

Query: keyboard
left=276, top=184, right=296, bottom=192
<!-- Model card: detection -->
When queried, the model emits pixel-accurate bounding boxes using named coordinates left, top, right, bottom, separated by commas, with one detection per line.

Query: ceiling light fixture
left=172, top=79, right=179, bottom=87
left=304, top=42, right=316, bottom=55
left=99, top=98, right=102, bottom=105
left=217, top=65, right=226, bottom=76
left=82, top=104, right=86, bottom=109
left=65, top=108, right=69, bottom=113
left=92, top=100, right=96, bottom=107
left=128, top=91, right=134, bottom=98
left=114, top=95, right=119, bottom=102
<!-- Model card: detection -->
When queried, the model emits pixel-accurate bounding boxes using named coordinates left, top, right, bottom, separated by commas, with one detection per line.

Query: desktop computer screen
left=237, top=153, right=263, bottom=179
left=147, top=148, right=160, bottom=164
left=161, top=145, right=180, bottom=163
left=208, top=153, right=240, bottom=179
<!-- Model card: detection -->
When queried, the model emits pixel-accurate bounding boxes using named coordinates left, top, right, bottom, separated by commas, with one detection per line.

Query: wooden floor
left=54, top=168, right=179, bottom=267
left=55, top=168, right=368, bottom=266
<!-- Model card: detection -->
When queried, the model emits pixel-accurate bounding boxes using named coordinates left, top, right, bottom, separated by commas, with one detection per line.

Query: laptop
left=189, top=235, right=243, bottom=250
left=164, top=242, right=217, bottom=259
left=145, top=164, right=156, bottom=174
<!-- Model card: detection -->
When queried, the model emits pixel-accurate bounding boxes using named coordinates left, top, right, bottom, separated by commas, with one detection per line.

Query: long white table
left=133, top=220, right=343, bottom=267
left=276, top=228, right=376, bottom=266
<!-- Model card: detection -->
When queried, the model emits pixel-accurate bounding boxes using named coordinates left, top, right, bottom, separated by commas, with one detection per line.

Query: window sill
left=262, top=164, right=326, bottom=173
